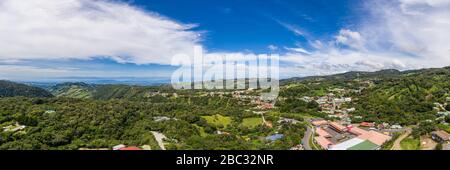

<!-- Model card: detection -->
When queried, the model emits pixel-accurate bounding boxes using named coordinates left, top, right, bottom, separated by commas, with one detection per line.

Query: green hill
left=0, top=80, right=53, bottom=98
left=49, top=82, right=94, bottom=99
left=48, top=83, right=175, bottom=100
left=280, top=66, right=450, bottom=125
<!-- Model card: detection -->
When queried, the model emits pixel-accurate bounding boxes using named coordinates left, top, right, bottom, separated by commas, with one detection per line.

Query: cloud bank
left=279, top=0, right=450, bottom=77
left=1, top=0, right=450, bottom=79
left=0, top=0, right=200, bottom=65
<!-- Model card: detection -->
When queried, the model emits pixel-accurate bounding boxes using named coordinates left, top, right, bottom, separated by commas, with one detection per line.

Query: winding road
left=151, top=131, right=167, bottom=150
left=391, top=128, right=412, bottom=150
left=302, top=125, right=313, bottom=150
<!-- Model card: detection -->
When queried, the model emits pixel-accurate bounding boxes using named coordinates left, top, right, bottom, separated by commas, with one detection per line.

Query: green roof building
left=348, top=140, right=379, bottom=150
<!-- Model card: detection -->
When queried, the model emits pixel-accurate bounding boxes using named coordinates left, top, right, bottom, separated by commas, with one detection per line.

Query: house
left=260, top=102, right=274, bottom=110
left=346, top=108, right=356, bottom=113
left=266, top=134, right=284, bottom=141
left=277, top=118, right=300, bottom=124
left=360, top=122, right=375, bottom=127
left=311, top=120, right=328, bottom=126
left=437, top=111, right=450, bottom=117
left=2, top=122, right=26, bottom=132
left=344, top=98, right=352, bottom=102
left=391, top=125, right=402, bottom=129
left=431, top=130, right=450, bottom=143
left=113, top=144, right=126, bottom=150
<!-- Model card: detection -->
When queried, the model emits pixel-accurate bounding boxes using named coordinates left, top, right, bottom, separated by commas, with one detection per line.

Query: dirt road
left=391, top=128, right=412, bottom=150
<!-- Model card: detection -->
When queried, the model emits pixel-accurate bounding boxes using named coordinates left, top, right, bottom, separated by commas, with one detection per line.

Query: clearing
left=241, top=117, right=263, bottom=128
left=400, top=136, right=421, bottom=150
left=202, top=114, right=232, bottom=127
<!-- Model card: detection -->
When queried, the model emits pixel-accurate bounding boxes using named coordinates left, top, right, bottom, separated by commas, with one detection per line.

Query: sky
left=0, top=0, right=450, bottom=81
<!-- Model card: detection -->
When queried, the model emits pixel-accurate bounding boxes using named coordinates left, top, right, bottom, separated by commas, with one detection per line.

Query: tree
left=412, top=121, right=436, bottom=138
left=307, top=101, right=319, bottom=110
left=435, top=143, right=443, bottom=150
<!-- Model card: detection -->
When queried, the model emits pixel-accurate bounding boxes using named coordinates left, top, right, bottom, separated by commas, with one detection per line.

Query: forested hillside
left=0, top=80, right=53, bottom=98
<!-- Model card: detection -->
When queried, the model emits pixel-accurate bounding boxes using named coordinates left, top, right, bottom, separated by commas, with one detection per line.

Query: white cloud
left=309, top=40, right=324, bottom=50
left=276, top=21, right=307, bottom=37
left=399, top=0, right=450, bottom=7
left=358, top=0, right=450, bottom=67
left=268, top=45, right=278, bottom=51
left=280, top=0, right=450, bottom=78
left=284, top=47, right=311, bottom=55
left=334, top=29, right=365, bottom=50
left=0, top=0, right=201, bottom=65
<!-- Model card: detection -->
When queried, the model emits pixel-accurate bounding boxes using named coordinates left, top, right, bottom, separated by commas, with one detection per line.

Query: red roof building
left=311, top=120, right=328, bottom=126
left=329, top=122, right=347, bottom=132
left=360, top=122, right=375, bottom=127
left=118, top=146, right=142, bottom=150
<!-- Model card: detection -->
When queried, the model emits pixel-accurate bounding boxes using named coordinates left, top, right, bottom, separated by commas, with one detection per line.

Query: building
left=315, top=136, right=332, bottom=149
left=347, top=140, right=379, bottom=150
left=329, top=122, right=347, bottom=132
left=360, top=122, right=375, bottom=127
left=329, top=138, right=380, bottom=150
left=315, top=121, right=391, bottom=150
left=329, top=138, right=365, bottom=150
left=311, top=120, right=328, bottom=126
left=431, top=130, right=450, bottom=143
left=358, top=130, right=392, bottom=146
left=261, top=103, right=274, bottom=110
left=316, top=128, right=331, bottom=138
left=266, top=134, right=284, bottom=141
left=119, top=146, right=142, bottom=150
left=2, top=122, right=26, bottom=132
left=391, top=125, right=402, bottom=129
left=277, top=118, right=300, bottom=124
left=113, top=144, right=126, bottom=150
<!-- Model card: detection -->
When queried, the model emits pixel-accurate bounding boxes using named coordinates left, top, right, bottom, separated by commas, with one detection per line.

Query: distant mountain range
left=281, top=67, right=450, bottom=84
left=2, top=66, right=450, bottom=101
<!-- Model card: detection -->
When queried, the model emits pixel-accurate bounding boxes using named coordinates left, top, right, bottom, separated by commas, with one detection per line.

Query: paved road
left=302, top=124, right=313, bottom=150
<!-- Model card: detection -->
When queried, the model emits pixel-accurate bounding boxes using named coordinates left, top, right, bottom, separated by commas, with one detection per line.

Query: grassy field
left=56, top=87, right=92, bottom=98
left=192, top=124, right=207, bottom=137
left=437, top=124, right=450, bottom=133
left=201, top=114, right=232, bottom=127
left=400, top=137, right=421, bottom=150
left=241, top=117, right=263, bottom=128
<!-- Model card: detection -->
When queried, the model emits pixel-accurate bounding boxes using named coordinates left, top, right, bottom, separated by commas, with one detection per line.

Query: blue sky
left=133, top=0, right=363, bottom=53
left=1, top=0, right=450, bottom=81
